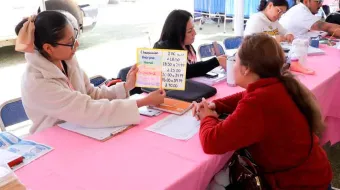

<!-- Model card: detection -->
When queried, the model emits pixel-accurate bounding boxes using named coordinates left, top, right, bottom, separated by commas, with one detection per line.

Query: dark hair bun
left=15, top=18, right=29, bottom=36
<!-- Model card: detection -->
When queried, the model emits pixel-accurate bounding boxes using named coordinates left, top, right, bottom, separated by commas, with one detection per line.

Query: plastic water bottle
left=226, top=56, right=236, bottom=87
left=291, top=38, right=308, bottom=66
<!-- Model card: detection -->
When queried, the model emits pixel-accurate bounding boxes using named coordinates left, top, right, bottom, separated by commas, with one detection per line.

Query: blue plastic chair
left=223, top=36, right=243, bottom=49
left=287, top=0, right=296, bottom=8
left=90, top=75, right=107, bottom=87
left=0, top=98, right=29, bottom=131
left=198, top=42, right=225, bottom=60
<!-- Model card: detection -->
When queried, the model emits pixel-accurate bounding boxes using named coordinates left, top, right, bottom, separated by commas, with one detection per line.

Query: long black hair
left=157, top=9, right=192, bottom=50
left=258, top=0, right=289, bottom=11
left=15, top=11, right=68, bottom=58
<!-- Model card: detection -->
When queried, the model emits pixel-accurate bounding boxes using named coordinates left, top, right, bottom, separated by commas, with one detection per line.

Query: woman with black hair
left=154, top=9, right=227, bottom=79
left=117, top=9, right=227, bottom=94
left=244, top=0, right=295, bottom=42
left=16, top=11, right=165, bottom=134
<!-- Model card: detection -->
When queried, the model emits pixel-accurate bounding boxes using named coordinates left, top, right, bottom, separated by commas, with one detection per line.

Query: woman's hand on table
left=136, top=89, right=166, bottom=107
left=284, top=34, right=295, bottom=43
left=192, top=98, right=217, bottom=120
left=274, top=35, right=286, bottom=43
left=217, top=55, right=227, bottom=70
left=125, top=64, right=138, bottom=92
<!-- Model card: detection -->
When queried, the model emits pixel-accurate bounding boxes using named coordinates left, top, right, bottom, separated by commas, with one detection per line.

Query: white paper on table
left=0, top=149, right=21, bottom=165
left=59, top=123, right=129, bottom=141
left=145, top=112, right=200, bottom=140
left=280, top=43, right=325, bottom=55
left=307, top=46, right=325, bottom=55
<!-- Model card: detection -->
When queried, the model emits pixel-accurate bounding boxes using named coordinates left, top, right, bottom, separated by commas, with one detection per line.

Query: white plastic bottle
left=226, top=56, right=236, bottom=87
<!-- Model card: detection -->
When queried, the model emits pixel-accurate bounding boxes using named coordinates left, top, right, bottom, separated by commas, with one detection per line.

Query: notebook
left=59, top=123, right=132, bottom=141
left=0, top=149, right=24, bottom=168
left=150, top=98, right=193, bottom=115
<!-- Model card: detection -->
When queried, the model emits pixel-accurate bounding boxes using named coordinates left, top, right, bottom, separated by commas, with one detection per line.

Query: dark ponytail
left=15, top=11, right=68, bottom=59
left=258, top=0, right=269, bottom=11
left=279, top=71, right=325, bottom=135
left=258, top=0, right=289, bottom=11
left=239, top=33, right=325, bottom=135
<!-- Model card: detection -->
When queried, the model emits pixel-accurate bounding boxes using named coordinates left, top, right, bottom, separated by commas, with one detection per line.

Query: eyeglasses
left=313, top=0, right=323, bottom=4
left=55, top=28, right=79, bottom=49
left=275, top=7, right=284, bottom=15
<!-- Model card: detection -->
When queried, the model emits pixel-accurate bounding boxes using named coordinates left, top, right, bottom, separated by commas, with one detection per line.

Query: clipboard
left=58, top=123, right=133, bottom=141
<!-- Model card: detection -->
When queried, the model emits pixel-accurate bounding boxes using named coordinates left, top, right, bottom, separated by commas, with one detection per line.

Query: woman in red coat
left=193, top=33, right=332, bottom=189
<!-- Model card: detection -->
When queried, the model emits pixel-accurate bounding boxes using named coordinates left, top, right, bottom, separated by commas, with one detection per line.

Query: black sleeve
left=186, top=58, right=219, bottom=78
left=153, top=41, right=220, bottom=78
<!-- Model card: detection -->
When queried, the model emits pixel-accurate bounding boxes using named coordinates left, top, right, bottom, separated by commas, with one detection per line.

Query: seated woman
left=193, top=33, right=332, bottom=189
left=16, top=11, right=165, bottom=134
left=154, top=9, right=226, bottom=78
left=118, top=9, right=226, bottom=94
left=244, top=0, right=294, bottom=43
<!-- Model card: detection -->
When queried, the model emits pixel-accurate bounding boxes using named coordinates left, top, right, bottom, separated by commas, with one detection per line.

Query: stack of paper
left=192, top=66, right=227, bottom=86
left=191, top=73, right=227, bottom=86
left=146, top=112, right=200, bottom=140
left=59, top=123, right=130, bottom=141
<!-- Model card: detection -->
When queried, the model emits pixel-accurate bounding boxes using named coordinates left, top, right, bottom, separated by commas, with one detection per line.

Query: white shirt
left=280, top=3, right=320, bottom=37
left=244, top=12, right=289, bottom=36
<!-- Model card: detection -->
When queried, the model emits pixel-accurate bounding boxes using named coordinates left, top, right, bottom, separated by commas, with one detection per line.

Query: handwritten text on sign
left=136, top=48, right=187, bottom=90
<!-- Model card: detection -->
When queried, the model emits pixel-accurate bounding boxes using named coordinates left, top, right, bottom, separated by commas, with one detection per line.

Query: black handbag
left=142, top=79, right=217, bottom=102
left=224, top=130, right=314, bottom=190
left=225, top=149, right=265, bottom=190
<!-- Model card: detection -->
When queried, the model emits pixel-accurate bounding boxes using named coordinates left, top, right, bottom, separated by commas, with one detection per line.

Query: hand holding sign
left=125, top=64, right=138, bottom=91
left=136, top=48, right=187, bottom=91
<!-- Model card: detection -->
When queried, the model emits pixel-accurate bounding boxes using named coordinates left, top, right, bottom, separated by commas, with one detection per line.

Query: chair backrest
left=90, top=75, right=107, bottom=87
left=0, top=98, right=29, bottom=131
left=223, top=36, right=243, bottom=49
left=322, top=5, right=331, bottom=17
left=198, top=42, right=225, bottom=60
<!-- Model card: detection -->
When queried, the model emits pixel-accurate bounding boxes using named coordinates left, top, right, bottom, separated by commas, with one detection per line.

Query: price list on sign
left=161, top=51, right=187, bottom=90
left=136, top=48, right=187, bottom=90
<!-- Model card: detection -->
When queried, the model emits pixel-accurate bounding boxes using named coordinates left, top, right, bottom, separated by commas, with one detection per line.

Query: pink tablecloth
left=15, top=86, right=238, bottom=190
left=15, top=46, right=339, bottom=190
left=297, top=46, right=340, bottom=145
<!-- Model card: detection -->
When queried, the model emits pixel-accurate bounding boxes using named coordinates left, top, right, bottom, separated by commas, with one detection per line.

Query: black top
left=153, top=40, right=220, bottom=79
left=61, top=60, right=68, bottom=77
